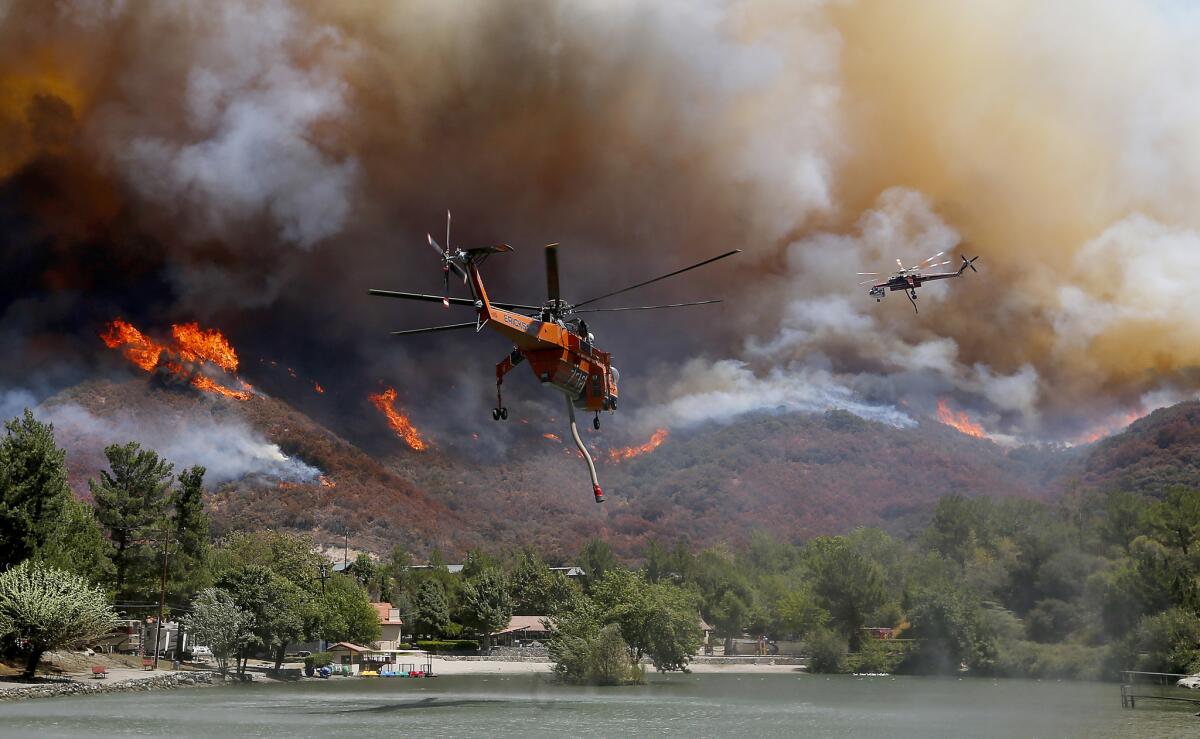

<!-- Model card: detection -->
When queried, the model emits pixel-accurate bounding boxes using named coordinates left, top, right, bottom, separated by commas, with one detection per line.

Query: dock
left=1120, top=671, right=1200, bottom=709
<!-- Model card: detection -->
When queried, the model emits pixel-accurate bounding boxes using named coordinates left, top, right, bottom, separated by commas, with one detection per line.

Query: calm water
left=0, top=673, right=1196, bottom=738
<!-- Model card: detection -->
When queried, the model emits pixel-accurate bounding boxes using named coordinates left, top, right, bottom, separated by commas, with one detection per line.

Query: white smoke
left=94, top=0, right=358, bottom=250
left=35, top=402, right=319, bottom=485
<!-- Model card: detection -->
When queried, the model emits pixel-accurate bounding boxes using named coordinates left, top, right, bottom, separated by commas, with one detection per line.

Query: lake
left=0, top=673, right=1196, bottom=738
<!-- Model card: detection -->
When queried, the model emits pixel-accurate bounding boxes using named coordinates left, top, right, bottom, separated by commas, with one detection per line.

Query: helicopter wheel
left=593, top=415, right=601, bottom=430
left=499, top=407, right=508, bottom=420
left=491, top=408, right=500, bottom=421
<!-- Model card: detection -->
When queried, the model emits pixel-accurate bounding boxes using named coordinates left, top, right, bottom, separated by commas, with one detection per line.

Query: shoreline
left=0, top=657, right=809, bottom=701
left=0, top=670, right=218, bottom=702
left=426, top=656, right=806, bottom=675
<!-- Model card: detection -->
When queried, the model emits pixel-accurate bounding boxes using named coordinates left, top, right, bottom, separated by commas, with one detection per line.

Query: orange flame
left=319, top=475, right=337, bottom=488
left=314, top=382, right=325, bottom=394
left=100, top=319, right=164, bottom=372
left=368, top=387, right=428, bottom=451
left=171, top=322, right=239, bottom=372
left=100, top=318, right=252, bottom=400
left=936, top=399, right=987, bottom=439
left=190, top=374, right=251, bottom=401
left=543, top=433, right=561, bottom=442
left=609, top=428, right=669, bottom=462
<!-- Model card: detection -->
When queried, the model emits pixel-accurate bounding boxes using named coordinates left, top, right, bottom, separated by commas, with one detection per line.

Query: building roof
left=492, top=615, right=553, bottom=635
left=328, top=642, right=372, bottom=653
left=549, top=566, right=586, bottom=577
left=406, top=564, right=465, bottom=573
left=372, top=602, right=404, bottom=625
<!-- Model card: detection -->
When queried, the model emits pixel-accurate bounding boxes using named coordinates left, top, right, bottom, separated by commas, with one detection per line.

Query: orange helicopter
left=369, top=213, right=739, bottom=503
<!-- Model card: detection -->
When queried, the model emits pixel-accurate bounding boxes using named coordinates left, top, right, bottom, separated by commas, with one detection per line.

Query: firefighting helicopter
left=858, top=252, right=979, bottom=313
left=368, top=212, right=739, bottom=503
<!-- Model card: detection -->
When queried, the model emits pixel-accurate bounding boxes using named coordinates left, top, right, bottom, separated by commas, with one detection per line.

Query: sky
left=2, top=0, right=1200, bottom=449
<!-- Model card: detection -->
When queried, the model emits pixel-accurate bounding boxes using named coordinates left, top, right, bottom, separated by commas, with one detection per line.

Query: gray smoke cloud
left=31, top=401, right=319, bottom=485
left=5, top=0, right=1200, bottom=447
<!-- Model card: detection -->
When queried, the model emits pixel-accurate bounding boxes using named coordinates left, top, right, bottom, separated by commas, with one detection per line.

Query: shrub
left=550, top=623, right=643, bottom=685
left=987, top=640, right=1110, bottom=681
left=849, top=637, right=903, bottom=674
left=416, top=639, right=480, bottom=652
left=806, top=628, right=849, bottom=674
left=304, top=651, right=334, bottom=675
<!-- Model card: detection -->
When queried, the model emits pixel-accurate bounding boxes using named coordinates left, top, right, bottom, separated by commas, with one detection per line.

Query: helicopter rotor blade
left=921, top=251, right=946, bottom=264
left=574, top=249, right=742, bottom=309
left=368, top=289, right=538, bottom=311
left=855, top=272, right=879, bottom=275
left=575, top=300, right=722, bottom=313
left=390, top=321, right=478, bottom=336
left=545, top=243, right=561, bottom=304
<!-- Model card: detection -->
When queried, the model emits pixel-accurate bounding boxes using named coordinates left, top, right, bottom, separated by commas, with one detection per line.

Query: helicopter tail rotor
left=427, top=211, right=468, bottom=307
left=959, top=255, right=979, bottom=274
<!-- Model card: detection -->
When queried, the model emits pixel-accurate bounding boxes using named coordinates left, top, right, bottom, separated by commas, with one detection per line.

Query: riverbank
left=427, top=655, right=805, bottom=675
left=0, top=670, right=217, bottom=702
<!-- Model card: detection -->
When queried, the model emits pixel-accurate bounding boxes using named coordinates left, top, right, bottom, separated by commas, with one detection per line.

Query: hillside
left=46, top=378, right=1200, bottom=562
left=42, top=379, right=475, bottom=554
left=392, top=410, right=1078, bottom=558
left=1078, top=401, right=1200, bottom=497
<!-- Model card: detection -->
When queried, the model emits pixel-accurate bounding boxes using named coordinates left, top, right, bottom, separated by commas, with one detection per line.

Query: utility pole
left=152, top=526, right=171, bottom=670
left=343, top=530, right=349, bottom=568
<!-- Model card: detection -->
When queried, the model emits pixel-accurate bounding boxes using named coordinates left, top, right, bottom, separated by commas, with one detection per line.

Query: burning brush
left=100, top=318, right=253, bottom=401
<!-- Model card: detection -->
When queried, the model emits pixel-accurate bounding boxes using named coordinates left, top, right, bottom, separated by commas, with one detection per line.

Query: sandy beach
left=427, top=657, right=805, bottom=676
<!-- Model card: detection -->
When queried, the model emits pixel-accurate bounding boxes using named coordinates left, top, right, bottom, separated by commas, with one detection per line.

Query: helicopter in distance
left=858, top=252, right=979, bottom=313
left=368, top=212, right=740, bottom=504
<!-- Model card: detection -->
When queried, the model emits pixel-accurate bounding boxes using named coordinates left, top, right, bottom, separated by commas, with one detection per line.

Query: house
left=371, top=602, right=405, bottom=650
left=549, top=566, right=586, bottom=578
left=405, top=564, right=465, bottom=574
left=491, top=615, right=553, bottom=647
left=327, top=642, right=373, bottom=674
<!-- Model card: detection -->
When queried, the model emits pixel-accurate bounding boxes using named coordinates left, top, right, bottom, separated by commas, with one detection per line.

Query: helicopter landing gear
left=593, top=413, right=601, bottom=430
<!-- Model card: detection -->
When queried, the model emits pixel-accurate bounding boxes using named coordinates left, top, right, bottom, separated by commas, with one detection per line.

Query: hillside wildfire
left=608, top=428, right=670, bottom=462
left=368, top=387, right=428, bottom=451
left=100, top=319, right=252, bottom=401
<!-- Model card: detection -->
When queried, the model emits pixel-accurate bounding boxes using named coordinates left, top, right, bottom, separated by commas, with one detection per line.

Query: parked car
left=293, top=650, right=312, bottom=658
left=1177, top=674, right=1200, bottom=689
left=191, top=646, right=213, bottom=660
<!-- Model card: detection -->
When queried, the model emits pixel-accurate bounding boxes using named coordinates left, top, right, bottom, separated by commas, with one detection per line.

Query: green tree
left=0, top=411, right=109, bottom=580
left=592, top=569, right=702, bottom=672
left=510, top=550, right=577, bottom=615
left=171, top=465, right=210, bottom=597
left=215, top=565, right=305, bottom=673
left=307, top=575, right=380, bottom=646
left=903, top=582, right=994, bottom=674
left=346, top=553, right=378, bottom=595
left=776, top=584, right=830, bottom=639
left=460, top=569, right=513, bottom=647
left=711, top=590, right=749, bottom=653
left=412, top=579, right=451, bottom=638
left=211, top=531, right=323, bottom=592
left=577, top=539, right=617, bottom=590
left=549, top=600, right=641, bottom=686
left=922, top=495, right=978, bottom=570
left=91, top=442, right=173, bottom=600
left=0, top=560, right=118, bottom=678
left=1143, top=487, right=1200, bottom=556
left=804, top=537, right=888, bottom=648
left=184, top=587, right=255, bottom=677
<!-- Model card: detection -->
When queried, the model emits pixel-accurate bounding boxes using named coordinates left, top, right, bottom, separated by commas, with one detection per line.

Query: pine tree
left=90, top=442, right=174, bottom=600
left=171, top=465, right=210, bottom=597
left=0, top=410, right=111, bottom=582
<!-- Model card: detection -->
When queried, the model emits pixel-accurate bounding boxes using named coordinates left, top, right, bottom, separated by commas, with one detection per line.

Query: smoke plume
left=3, top=0, right=1200, bottom=448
